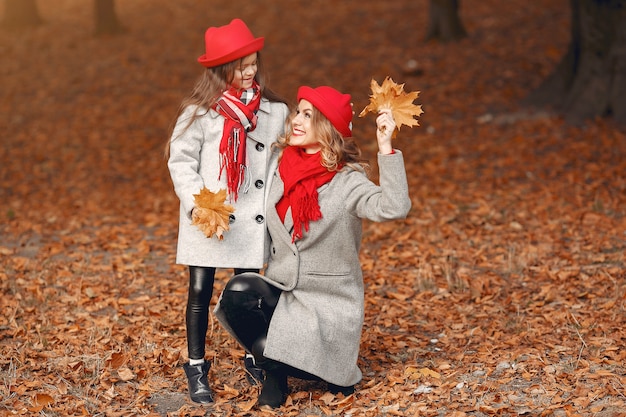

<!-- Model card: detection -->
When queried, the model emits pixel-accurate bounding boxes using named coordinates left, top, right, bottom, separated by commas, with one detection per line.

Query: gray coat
left=261, top=151, right=411, bottom=387
left=168, top=99, right=288, bottom=268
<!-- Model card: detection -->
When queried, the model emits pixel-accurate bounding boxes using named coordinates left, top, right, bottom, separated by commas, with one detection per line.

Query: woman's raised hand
left=375, top=108, right=396, bottom=154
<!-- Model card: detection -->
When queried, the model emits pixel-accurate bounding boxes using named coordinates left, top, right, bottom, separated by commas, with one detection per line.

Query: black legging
left=218, top=273, right=320, bottom=380
left=186, top=266, right=258, bottom=360
left=218, top=273, right=281, bottom=354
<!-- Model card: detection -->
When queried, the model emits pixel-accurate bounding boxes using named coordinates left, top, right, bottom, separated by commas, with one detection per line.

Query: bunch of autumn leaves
left=192, top=77, right=423, bottom=239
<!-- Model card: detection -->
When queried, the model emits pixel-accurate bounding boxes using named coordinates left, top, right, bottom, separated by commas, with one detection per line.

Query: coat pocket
left=303, top=273, right=361, bottom=343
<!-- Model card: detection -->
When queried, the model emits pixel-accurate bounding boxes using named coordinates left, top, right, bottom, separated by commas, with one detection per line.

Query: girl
left=167, top=19, right=288, bottom=403
left=215, top=86, right=411, bottom=407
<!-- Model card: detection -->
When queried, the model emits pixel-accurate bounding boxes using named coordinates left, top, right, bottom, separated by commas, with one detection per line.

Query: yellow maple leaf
left=191, top=187, right=235, bottom=240
left=358, top=77, right=423, bottom=137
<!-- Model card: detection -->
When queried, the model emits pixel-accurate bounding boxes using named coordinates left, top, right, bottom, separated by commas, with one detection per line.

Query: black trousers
left=186, top=266, right=258, bottom=360
left=218, top=273, right=320, bottom=381
left=218, top=273, right=281, bottom=355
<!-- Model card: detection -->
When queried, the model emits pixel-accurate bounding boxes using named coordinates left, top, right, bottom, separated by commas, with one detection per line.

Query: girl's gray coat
left=237, top=151, right=410, bottom=387
left=168, top=100, right=288, bottom=268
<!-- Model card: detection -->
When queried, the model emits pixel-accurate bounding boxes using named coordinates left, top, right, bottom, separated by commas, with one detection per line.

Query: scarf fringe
left=292, top=192, right=322, bottom=242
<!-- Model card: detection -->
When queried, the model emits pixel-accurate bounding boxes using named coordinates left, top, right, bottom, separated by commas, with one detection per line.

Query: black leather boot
left=328, top=383, right=355, bottom=396
left=257, top=367, right=288, bottom=408
left=183, top=362, right=214, bottom=404
left=244, top=353, right=265, bottom=385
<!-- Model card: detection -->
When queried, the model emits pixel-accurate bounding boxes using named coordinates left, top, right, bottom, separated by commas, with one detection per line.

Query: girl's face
left=231, top=53, right=258, bottom=90
left=290, top=99, right=321, bottom=154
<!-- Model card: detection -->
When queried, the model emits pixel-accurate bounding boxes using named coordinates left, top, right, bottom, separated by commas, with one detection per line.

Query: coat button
left=255, top=143, right=265, bottom=151
left=229, top=214, right=236, bottom=224
left=255, top=215, right=264, bottom=224
left=255, top=179, right=264, bottom=189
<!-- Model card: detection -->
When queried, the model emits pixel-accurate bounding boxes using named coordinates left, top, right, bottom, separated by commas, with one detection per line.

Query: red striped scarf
left=214, top=83, right=261, bottom=201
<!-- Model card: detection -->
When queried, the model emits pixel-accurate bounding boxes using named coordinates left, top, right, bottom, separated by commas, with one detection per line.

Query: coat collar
left=205, top=98, right=274, bottom=145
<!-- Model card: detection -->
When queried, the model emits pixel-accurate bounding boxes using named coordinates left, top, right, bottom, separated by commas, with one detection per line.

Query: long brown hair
left=164, top=52, right=286, bottom=159
left=276, top=105, right=367, bottom=172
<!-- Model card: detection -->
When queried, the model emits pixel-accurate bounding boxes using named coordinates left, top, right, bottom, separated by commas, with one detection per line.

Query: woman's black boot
left=328, top=382, right=355, bottom=396
left=183, top=362, right=214, bottom=404
left=257, top=367, right=288, bottom=408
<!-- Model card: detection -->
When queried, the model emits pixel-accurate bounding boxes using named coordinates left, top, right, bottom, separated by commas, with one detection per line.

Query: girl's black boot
left=257, top=367, right=288, bottom=408
left=183, top=361, right=214, bottom=404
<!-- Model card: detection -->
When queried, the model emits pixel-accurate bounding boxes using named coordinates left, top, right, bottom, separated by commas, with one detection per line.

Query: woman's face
left=290, top=99, right=321, bottom=154
left=231, top=53, right=258, bottom=90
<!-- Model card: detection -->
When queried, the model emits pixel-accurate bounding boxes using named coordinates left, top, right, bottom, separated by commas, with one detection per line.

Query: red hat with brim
left=198, top=19, right=264, bottom=68
left=297, top=86, right=353, bottom=137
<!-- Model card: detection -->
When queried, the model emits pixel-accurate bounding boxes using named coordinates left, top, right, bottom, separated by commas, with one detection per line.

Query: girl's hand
left=376, top=109, right=396, bottom=154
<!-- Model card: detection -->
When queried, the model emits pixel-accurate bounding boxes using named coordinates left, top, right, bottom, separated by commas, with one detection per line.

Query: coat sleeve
left=167, top=105, right=207, bottom=218
left=343, top=150, right=411, bottom=221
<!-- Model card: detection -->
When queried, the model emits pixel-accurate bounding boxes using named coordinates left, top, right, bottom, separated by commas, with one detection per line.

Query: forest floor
left=1, top=0, right=625, bottom=416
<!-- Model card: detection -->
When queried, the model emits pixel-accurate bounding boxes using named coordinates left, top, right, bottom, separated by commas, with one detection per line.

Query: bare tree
left=1, top=0, right=42, bottom=29
left=526, top=0, right=626, bottom=124
left=95, top=0, right=124, bottom=35
left=425, top=0, right=467, bottom=42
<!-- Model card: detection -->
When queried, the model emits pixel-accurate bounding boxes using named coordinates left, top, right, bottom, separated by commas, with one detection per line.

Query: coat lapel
left=267, top=171, right=296, bottom=245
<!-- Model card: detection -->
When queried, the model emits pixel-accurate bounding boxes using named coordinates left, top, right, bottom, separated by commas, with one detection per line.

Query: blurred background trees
left=95, top=0, right=123, bottom=35
left=1, top=0, right=123, bottom=35
left=427, top=0, right=626, bottom=124
left=1, top=0, right=41, bottom=28
left=425, top=0, right=467, bottom=42
left=524, top=0, right=626, bottom=124
left=2, top=0, right=625, bottom=124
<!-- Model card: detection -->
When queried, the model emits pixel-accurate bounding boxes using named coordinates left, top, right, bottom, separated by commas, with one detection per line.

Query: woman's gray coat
left=258, top=151, right=411, bottom=387
left=168, top=100, right=288, bottom=268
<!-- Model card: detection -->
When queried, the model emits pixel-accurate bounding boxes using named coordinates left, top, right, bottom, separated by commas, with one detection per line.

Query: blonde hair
left=277, top=105, right=367, bottom=172
left=165, top=52, right=285, bottom=158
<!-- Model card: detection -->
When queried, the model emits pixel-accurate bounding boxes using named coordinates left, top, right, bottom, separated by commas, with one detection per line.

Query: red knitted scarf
left=213, top=83, right=261, bottom=201
left=277, top=146, right=338, bottom=242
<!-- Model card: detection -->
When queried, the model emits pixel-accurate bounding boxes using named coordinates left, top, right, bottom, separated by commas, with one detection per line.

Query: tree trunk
left=425, top=0, right=467, bottom=42
left=95, top=0, right=123, bottom=35
left=525, top=0, right=626, bottom=125
left=1, top=0, right=42, bottom=29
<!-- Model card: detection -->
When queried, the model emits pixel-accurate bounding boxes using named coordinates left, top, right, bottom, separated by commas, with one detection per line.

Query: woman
left=166, top=19, right=288, bottom=403
left=215, top=85, right=411, bottom=407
